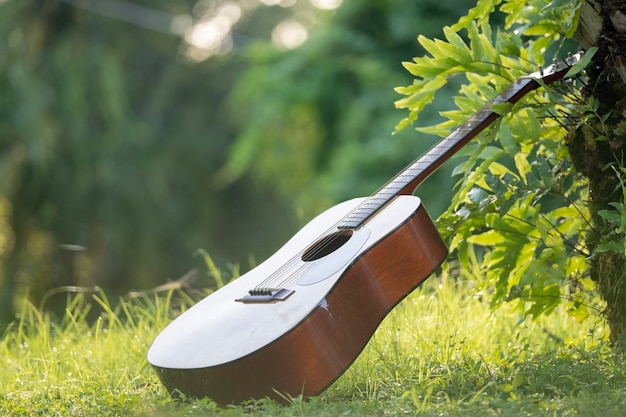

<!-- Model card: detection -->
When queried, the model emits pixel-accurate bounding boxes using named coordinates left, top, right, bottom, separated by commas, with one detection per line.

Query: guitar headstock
left=525, top=51, right=587, bottom=84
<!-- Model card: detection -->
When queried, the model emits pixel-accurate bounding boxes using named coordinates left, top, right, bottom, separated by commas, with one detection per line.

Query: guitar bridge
left=236, top=288, right=295, bottom=303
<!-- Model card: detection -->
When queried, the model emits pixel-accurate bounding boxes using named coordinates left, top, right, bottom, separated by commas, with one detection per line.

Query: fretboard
left=337, top=77, right=539, bottom=230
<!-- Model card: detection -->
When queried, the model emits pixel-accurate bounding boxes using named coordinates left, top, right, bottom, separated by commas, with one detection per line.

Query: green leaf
left=488, top=161, right=515, bottom=177
left=395, top=77, right=447, bottom=110
left=565, top=47, right=597, bottom=78
left=514, top=153, right=532, bottom=185
left=479, top=145, right=506, bottom=160
left=568, top=295, right=589, bottom=323
left=467, top=230, right=507, bottom=246
left=451, top=0, right=502, bottom=32
left=500, top=0, right=527, bottom=29
left=598, top=209, right=621, bottom=223
left=491, top=102, right=513, bottom=116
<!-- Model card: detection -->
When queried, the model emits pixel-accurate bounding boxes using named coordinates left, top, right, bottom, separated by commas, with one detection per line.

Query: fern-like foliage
left=396, top=0, right=597, bottom=322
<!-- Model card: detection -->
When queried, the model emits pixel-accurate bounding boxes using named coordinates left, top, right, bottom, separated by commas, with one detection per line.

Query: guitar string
left=250, top=197, right=379, bottom=291
left=250, top=102, right=509, bottom=291
left=248, top=113, right=494, bottom=292
left=248, top=56, right=579, bottom=294
left=250, top=83, right=530, bottom=292
left=250, top=129, right=481, bottom=291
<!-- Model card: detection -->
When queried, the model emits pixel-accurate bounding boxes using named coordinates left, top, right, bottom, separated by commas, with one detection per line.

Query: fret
left=336, top=52, right=584, bottom=230
left=337, top=88, right=519, bottom=230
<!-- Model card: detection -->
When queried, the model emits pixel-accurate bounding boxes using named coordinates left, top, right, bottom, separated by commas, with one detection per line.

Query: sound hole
left=301, top=229, right=354, bottom=262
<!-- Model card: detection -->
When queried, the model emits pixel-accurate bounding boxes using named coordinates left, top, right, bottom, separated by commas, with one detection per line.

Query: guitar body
left=147, top=195, right=447, bottom=404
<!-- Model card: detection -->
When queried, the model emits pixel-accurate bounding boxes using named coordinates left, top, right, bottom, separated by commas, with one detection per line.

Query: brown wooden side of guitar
left=152, top=203, right=446, bottom=404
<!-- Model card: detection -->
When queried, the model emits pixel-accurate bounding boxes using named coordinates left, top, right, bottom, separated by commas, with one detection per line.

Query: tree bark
left=569, top=0, right=626, bottom=345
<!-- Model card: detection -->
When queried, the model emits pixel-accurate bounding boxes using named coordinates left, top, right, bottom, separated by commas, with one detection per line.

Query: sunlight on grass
left=326, top=272, right=618, bottom=415
left=1, top=269, right=624, bottom=416
left=0, top=290, right=171, bottom=416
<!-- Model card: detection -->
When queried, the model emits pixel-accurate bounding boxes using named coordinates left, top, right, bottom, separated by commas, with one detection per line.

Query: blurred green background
left=0, top=0, right=474, bottom=322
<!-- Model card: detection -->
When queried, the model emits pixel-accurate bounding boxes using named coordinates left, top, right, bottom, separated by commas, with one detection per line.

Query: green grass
left=1, top=272, right=624, bottom=417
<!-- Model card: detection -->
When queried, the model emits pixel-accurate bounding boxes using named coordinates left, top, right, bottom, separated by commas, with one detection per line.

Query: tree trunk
left=569, top=0, right=626, bottom=345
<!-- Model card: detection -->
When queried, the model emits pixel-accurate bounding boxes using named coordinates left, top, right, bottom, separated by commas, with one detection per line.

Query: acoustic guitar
left=147, top=52, right=584, bottom=405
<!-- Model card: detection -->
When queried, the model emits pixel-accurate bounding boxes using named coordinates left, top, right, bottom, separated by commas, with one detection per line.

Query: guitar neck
left=390, top=77, right=540, bottom=196
left=338, top=76, right=540, bottom=230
